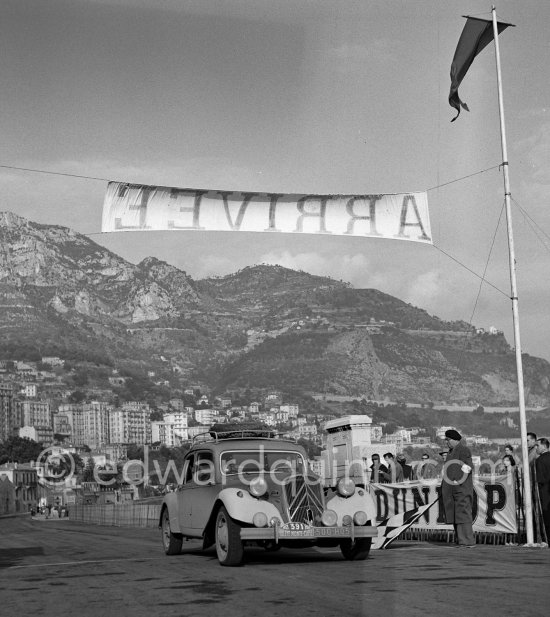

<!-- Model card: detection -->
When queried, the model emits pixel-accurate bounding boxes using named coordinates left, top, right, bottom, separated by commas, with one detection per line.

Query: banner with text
left=101, top=182, right=431, bottom=243
left=370, top=475, right=517, bottom=534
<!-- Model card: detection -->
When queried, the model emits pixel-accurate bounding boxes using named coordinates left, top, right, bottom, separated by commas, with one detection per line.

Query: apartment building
left=18, top=400, right=52, bottom=428
left=53, top=411, right=73, bottom=442
left=0, top=462, right=39, bottom=513
left=109, top=403, right=151, bottom=445
left=19, top=425, right=54, bottom=445
left=279, top=404, right=299, bottom=418
left=152, top=411, right=189, bottom=446
left=151, top=420, right=176, bottom=447
left=55, top=402, right=110, bottom=449
left=83, top=402, right=110, bottom=449
left=195, top=408, right=218, bottom=425
left=22, top=384, right=38, bottom=398
left=298, top=424, right=318, bottom=437
left=0, top=384, right=17, bottom=441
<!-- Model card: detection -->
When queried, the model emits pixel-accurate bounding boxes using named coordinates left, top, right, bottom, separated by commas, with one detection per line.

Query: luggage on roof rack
left=208, top=422, right=277, bottom=440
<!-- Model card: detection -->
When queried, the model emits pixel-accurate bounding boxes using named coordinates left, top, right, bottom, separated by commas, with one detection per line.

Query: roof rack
left=193, top=428, right=282, bottom=444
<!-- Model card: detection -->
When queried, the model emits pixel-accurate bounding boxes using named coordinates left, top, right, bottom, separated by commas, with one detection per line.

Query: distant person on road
left=383, top=452, right=404, bottom=483
left=369, top=454, right=389, bottom=483
left=535, top=438, right=550, bottom=542
left=441, top=429, right=475, bottom=548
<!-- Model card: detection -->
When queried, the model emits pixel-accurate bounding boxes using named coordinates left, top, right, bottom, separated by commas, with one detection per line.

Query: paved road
left=1, top=517, right=549, bottom=617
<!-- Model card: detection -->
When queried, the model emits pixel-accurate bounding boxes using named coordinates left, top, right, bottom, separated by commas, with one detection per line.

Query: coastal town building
left=109, top=403, right=151, bottom=445
left=19, top=425, right=54, bottom=444
left=22, top=384, right=37, bottom=398
left=152, top=411, right=189, bottom=446
left=55, top=403, right=108, bottom=449
left=194, top=408, right=218, bottom=425
left=0, top=384, right=17, bottom=441
left=0, top=462, right=39, bottom=513
left=18, top=400, right=51, bottom=428
left=279, top=403, right=299, bottom=418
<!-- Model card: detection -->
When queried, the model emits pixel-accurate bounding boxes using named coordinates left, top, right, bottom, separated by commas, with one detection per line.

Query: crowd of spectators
left=368, top=450, right=450, bottom=483
left=370, top=433, right=550, bottom=543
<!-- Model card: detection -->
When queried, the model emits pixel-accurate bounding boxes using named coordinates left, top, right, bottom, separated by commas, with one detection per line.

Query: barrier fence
left=67, top=471, right=547, bottom=545
left=70, top=503, right=161, bottom=528
left=400, top=470, right=546, bottom=545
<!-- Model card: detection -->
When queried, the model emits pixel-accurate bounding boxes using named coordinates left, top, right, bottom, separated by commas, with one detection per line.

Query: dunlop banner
left=101, top=182, right=431, bottom=243
left=371, top=475, right=517, bottom=534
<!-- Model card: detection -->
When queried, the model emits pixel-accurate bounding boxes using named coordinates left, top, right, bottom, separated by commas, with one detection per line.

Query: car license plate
left=281, top=522, right=311, bottom=531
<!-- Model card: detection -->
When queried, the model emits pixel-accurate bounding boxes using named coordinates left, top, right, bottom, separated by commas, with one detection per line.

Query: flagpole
left=491, top=5, right=534, bottom=545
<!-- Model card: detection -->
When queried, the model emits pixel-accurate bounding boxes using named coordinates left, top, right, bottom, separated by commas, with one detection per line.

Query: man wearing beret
left=535, top=438, right=550, bottom=541
left=441, top=429, right=475, bottom=547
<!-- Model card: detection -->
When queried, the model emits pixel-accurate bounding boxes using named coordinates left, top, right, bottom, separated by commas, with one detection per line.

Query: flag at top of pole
left=449, top=15, right=514, bottom=121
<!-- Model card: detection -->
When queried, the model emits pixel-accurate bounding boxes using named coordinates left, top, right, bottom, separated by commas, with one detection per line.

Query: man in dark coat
left=441, top=429, right=475, bottom=547
left=397, top=454, right=415, bottom=480
left=535, top=438, right=550, bottom=541
left=527, top=432, right=538, bottom=466
left=369, top=453, right=388, bottom=483
left=383, top=452, right=404, bottom=483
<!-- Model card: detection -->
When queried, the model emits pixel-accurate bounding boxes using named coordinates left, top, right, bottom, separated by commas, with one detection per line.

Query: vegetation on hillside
left=1, top=213, right=550, bottom=405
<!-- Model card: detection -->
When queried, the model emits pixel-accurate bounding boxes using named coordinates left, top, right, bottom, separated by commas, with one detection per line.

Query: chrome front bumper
left=241, top=525, right=377, bottom=542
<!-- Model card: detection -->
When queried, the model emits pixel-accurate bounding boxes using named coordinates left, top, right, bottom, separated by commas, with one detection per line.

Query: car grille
left=282, top=474, right=325, bottom=525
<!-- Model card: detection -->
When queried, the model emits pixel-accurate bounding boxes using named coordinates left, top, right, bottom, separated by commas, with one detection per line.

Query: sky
left=1, top=0, right=550, bottom=362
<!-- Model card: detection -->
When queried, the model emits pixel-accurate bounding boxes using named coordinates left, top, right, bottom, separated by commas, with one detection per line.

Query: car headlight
left=249, top=476, right=268, bottom=498
left=337, top=477, right=355, bottom=498
left=342, top=515, right=353, bottom=526
left=269, top=516, right=282, bottom=527
left=253, top=512, right=268, bottom=528
left=353, top=510, right=368, bottom=526
left=321, top=509, right=338, bottom=527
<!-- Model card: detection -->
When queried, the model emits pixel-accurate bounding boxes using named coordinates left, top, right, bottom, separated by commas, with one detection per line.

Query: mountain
left=1, top=211, right=549, bottom=406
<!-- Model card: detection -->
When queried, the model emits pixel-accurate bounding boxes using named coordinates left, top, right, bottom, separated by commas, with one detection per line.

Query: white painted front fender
left=216, top=488, right=281, bottom=524
left=326, top=487, right=377, bottom=525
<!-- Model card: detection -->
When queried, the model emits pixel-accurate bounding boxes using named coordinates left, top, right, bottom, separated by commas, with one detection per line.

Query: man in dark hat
left=369, top=453, right=389, bottom=483
left=441, top=429, right=475, bottom=547
left=535, top=438, right=550, bottom=541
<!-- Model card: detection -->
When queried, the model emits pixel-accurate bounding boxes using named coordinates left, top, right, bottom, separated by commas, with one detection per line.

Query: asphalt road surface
left=1, top=517, right=549, bottom=617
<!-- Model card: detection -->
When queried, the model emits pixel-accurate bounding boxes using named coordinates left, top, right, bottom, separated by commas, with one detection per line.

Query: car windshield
left=220, top=450, right=306, bottom=475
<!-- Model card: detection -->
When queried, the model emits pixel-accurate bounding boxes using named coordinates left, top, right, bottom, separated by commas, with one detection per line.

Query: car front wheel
left=161, top=508, right=183, bottom=555
left=215, top=506, right=244, bottom=566
left=340, top=537, right=372, bottom=561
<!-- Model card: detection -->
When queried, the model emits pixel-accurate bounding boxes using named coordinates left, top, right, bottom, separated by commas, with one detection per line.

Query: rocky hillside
left=1, top=211, right=549, bottom=406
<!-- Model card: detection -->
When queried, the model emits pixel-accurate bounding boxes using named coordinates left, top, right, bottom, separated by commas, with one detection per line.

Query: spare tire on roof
left=209, top=421, right=277, bottom=439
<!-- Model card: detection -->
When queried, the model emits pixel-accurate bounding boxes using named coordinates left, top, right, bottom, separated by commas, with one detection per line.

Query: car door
left=175, top=453, right=195, bottom=534
left=188, top=451, right=219, bottom=531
